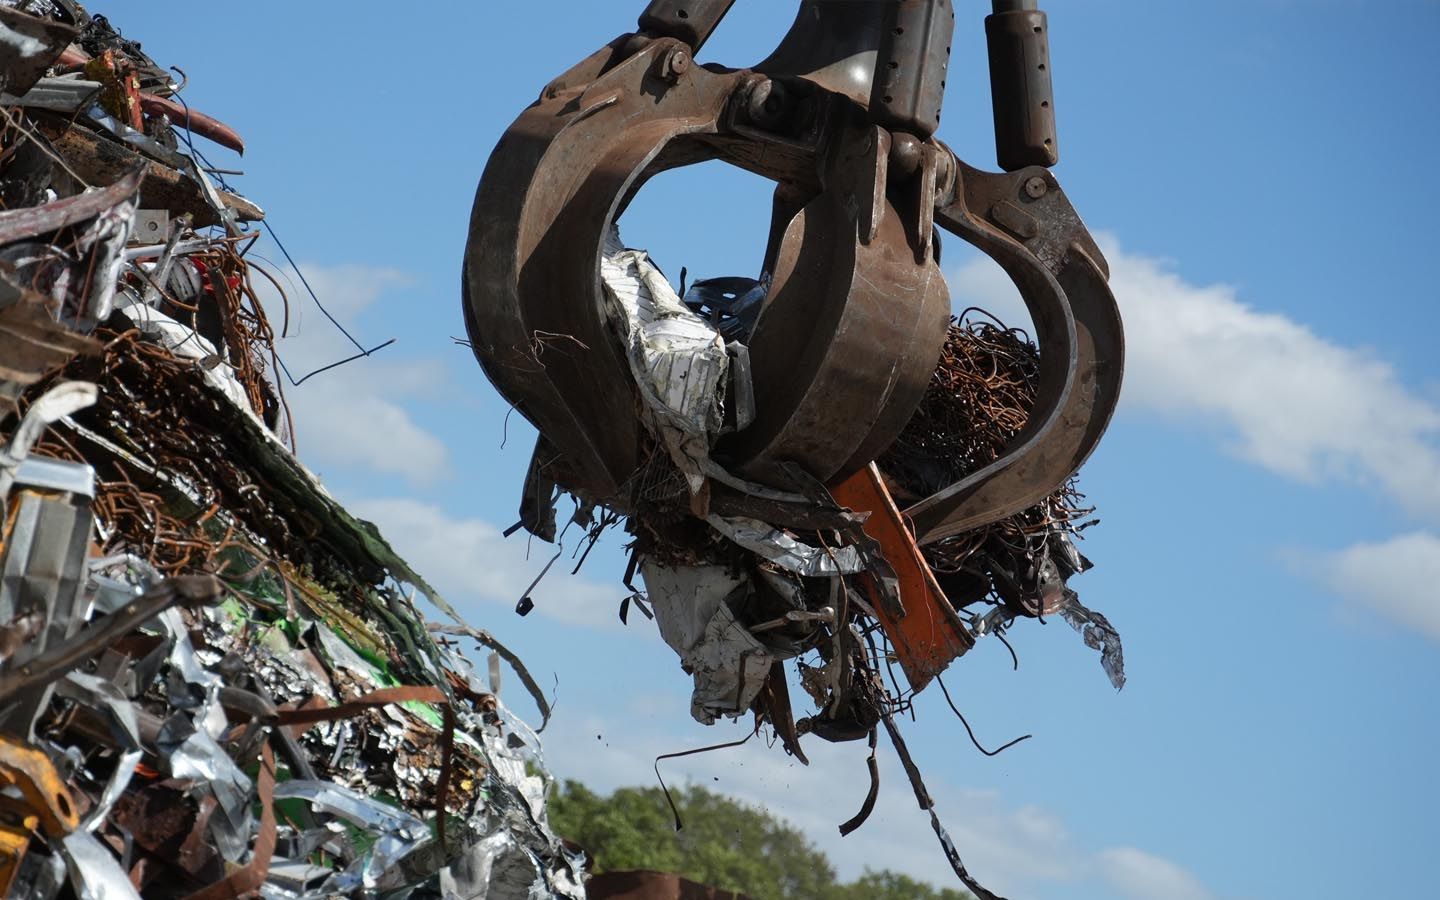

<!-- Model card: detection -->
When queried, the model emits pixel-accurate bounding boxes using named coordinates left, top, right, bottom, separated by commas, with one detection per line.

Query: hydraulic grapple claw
left=463, top=0, right=1123, bottom=587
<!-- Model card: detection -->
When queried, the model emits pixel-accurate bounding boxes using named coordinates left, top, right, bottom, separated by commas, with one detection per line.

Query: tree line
left=550, top=781, right=973, bottom=900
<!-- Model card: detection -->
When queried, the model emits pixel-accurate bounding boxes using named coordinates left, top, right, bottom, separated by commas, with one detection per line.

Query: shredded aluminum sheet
left=73, top=189, right=137, bottom=326
left=158, top=713, right=256, bottom=861
left=59, top=830, right=142, bottom=900
left=273, top=780, right=431, bottom=891
left=602, top=226, right=730, bottom=495
left=62, top=673, right=142, bottom=833
left=1058, top=590, right=1127, bottom=690
left=465, top=708, right=586, bottom=899
left=641, top=559, right=789, bottom=724
left=442, top=832, right=546, bottom=900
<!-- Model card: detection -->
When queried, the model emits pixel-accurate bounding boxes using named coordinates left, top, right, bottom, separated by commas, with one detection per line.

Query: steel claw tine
left=904, top=157, right=1124, bottom=545
left=465, top=37, right=748, bottom=502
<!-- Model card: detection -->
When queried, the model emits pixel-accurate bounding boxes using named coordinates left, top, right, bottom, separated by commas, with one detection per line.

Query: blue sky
left=122, top=3, right=1439, bottom=898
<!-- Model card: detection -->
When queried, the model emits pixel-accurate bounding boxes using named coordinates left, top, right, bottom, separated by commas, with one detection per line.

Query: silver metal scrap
left=705, top=514, right=865, bottom=576
left=272, top=780, right=431, bottom=891
left=61, top=672, right=142, bottom=833
left=59, top=830, right=142, bottom=900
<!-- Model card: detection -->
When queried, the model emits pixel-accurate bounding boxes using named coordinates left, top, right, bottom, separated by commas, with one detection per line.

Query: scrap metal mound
left=1, top=3, right=581, bottom=898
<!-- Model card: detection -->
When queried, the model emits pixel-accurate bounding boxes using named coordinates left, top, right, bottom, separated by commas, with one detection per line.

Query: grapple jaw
left=463, top=0, right=1123, bottom=566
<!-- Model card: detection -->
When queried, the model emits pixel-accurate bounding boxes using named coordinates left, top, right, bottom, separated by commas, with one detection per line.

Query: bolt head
left=1023, top=176, right=1048, bottom=199
left=657, top=47, right=691, bottom=82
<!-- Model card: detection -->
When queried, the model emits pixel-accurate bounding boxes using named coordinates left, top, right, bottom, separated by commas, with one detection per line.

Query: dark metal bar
left=985, top=3, right=1058, bottom=169
left=637, top=0, right=737, bottom=52
left=869, top=0, right=956, bottom=139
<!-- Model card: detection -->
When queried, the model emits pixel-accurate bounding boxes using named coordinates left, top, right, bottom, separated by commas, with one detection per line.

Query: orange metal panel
left=830, top=464, right=973, bottom=692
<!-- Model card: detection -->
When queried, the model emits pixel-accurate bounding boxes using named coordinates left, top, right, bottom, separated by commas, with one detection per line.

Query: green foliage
left=548, top=780, right=971, bottom=900
left=549, top=780, right=835, bottom=898
left=831, top=869, right=974, bottom=900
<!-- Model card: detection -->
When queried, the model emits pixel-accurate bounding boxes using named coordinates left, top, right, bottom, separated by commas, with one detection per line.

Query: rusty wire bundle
left=881, top=310, right=1041, bottom=496
left=878, top=311, right=1095, bottom=579
left=140, top=235, right=296, bottom=438
left=27, top=327, right=319, bottom=582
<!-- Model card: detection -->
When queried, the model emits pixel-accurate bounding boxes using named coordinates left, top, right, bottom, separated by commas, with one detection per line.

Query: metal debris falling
left=1, top=3, right=581, bottom=898
left=488, top=227, right=1124, bottom=900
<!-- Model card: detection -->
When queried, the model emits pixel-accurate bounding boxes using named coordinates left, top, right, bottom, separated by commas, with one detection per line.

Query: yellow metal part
left=0, top=739, right=80, bottom=838
left=0, top=819, right=34, bottom=896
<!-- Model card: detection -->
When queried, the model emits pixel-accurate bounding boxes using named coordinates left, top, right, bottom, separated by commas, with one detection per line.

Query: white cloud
left=253, top=261, right=452, bottom=485
left=283, top=364, right=451, bottom=484
left=1323, top=531, right=1440, bottom=641
left=267, top=262, right=409, bottom=326
left=349, top=497, right=625, bottom=631
left=1098, top=847, right=1215, bottom=900
left=950, top=238, right=1440, bottom=520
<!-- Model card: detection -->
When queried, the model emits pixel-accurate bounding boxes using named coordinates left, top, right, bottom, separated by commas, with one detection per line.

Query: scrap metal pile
left=1, top=3, right=581, bottom=898
left=561, top=239, right=1123, bottom=733
left=464, top=3, right=1127, bottom=897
